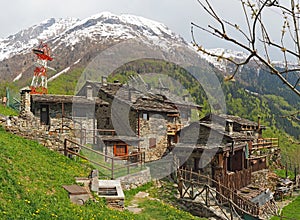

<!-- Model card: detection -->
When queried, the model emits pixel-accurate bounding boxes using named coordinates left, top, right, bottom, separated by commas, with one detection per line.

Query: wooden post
left=127, top=161, right=130, bottom=175
left=205, top=185, right=209, bottom=206
left=140, top=152, right=143, bottom=171
left=191, top=181, right=194, bottom=199
left=178, top=176, right=183, bottom=198
left=61, top=102, right=64, bottom=133
left=64, top=139, right=67, bottom=156
left=218, top=180, right=221, bottom=203
left=207, top=174, right=210, bottom=186
left=84, top=129, right=86, bottom=145
left=112, top=157, right=114, bottom=180
left=229, top=202, right=233, bottom=220
left=105, top=144, right=107, bottom=162
left=80, top=125, right=83, bottom=145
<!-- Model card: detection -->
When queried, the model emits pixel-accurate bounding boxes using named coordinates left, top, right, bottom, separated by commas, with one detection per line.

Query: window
left=143, top=113, right=149, bottom=120
left=105, top=117, right=110, bottom=126
left=113, top=144, right=128, bottom=157
left=149, top=138, right=156, bottom=149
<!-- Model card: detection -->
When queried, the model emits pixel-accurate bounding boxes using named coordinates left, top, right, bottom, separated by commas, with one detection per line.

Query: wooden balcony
left=250, top=138, right=279, bottom=150
left=167, top=123, right=183, bottom=135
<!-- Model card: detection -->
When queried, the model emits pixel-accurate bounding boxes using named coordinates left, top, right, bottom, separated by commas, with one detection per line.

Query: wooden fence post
left=112, top=157, right=114, bottom=180
left=205, top=185, right=209, bottom=206
left=127, top=159, right=130, bottom=175
left=178, top=175, right=183, bottom=198
left=64, top=139, right=67, bottom=157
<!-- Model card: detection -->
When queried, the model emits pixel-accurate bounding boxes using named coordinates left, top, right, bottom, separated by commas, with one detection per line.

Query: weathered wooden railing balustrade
left=177, top=168, right=260, bottom=219
left=251, top=138, right=279, bottom=149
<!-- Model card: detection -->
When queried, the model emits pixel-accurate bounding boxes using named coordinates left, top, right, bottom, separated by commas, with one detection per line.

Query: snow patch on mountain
left=0, top=12, right=191, bottom=82
left=0, top=18, right=79, bottom=61
left=74, top=58, right=81, bottom=65
left=48, top=66, right=70, bottom=82
left=197, top=47, right=296, bottom=73
left=198, top=48, right=249, bottom=71
left=13, top=72, right=23, bottom=82
left=0, top=12, right=186, bottom=62
left=54, top=12, right=185, bottom=51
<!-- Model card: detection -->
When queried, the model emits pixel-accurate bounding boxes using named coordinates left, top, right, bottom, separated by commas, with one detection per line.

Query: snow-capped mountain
left=0, top=12, right=188, bottom=82
left=53, top=12, right=185, bottom=50
left=0, top=17, right=79, bottom=61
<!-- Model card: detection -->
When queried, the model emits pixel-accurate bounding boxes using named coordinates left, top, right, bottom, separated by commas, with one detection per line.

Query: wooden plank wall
left=219, top=168, right=252, bottom=190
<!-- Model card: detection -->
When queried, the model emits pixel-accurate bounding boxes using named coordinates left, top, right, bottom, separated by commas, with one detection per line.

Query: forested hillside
left=108, top=59, right=299, bottom=137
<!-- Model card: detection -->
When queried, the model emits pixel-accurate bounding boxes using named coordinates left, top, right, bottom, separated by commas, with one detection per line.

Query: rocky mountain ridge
left=0, top=12, right=187, bottom=83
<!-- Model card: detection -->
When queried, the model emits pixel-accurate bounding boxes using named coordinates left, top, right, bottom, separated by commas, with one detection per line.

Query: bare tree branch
left=192, top=0, right=300, bottom=96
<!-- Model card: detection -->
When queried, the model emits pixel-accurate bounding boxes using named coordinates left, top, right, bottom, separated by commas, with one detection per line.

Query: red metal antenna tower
left=30, top=41, right=53, bottom=94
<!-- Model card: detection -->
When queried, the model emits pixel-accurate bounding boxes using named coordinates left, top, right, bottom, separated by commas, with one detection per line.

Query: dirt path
left=125, top=191, right=149, bottom=214
left=276, top=190, right=300, bottom=211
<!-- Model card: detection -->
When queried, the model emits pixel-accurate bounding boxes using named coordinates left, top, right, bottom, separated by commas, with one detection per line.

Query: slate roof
left=201, top=113, right=260, bottom=127
left=78, top=81, right=201, bottom=113
left=62, top=185, right=88, bottom=195
left=174, top=142, right=247, bottom=152
left=31, top=94, right=108, bottom=105
left=250, top=189, right=273, bottom=206
left=99, top=135, right=143, bottom=142
left=199, top=121, right=256, bottom=141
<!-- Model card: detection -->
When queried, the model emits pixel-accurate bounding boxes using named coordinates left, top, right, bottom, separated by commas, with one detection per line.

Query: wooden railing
left=251, top=138, right=279, bottom=149
left=64, top=138, right=145, bottom=179
left=178, top=168, right=260, bottom=218
left=56, top=128, right=118, bottom=145
left=167, top=123, right=183, bottom=135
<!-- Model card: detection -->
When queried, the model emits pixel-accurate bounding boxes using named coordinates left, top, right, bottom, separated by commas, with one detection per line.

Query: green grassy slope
left=0, top=125, right=200, bottom=219
left=0, top=105, right=18, bottom=116
left=0, top=125, right=132, bottom=219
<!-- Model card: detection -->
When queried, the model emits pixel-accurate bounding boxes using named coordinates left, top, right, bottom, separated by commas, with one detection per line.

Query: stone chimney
left=183, top=94, right=189, bottom=102
left=257, top=115, right=262, bottom=138
left=101, top=76, right=107, bottom=86
left=86, top=85, right=93, bottom=100
left=257, top=115, right=261, bottom=131
left=226, top=119, right=234, bottom=135
left=19, top=87, right=33, bottom=118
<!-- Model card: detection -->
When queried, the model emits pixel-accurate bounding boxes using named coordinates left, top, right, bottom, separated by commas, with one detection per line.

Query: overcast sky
left=0, top=1, right=243, bottom=44
left=0, top=0, right=282, bottom=54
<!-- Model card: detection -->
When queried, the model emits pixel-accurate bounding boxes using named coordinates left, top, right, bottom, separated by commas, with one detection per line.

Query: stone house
left=77, top=81, right=201, bottom=162
left=176, top=114, right=279, bottom=190
left=30, top=92, right=109, bottom=144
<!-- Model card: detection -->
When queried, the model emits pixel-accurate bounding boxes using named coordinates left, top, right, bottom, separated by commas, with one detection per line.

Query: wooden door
left=113, top=144, right=128, bottom=157
left=40, top=105, right=49, bottom=125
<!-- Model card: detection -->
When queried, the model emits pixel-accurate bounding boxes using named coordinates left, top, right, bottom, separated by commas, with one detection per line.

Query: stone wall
left=31, top=102, right=73, bottom=119
left=139, top=112, right=169, bottom=162
left=0, top=114, right=77, bottom=152
left=72, top=117, right=97, bottom=144
left=117, top=167, right=151, bottom=190
left=178, top=199, right=224, bottom=219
